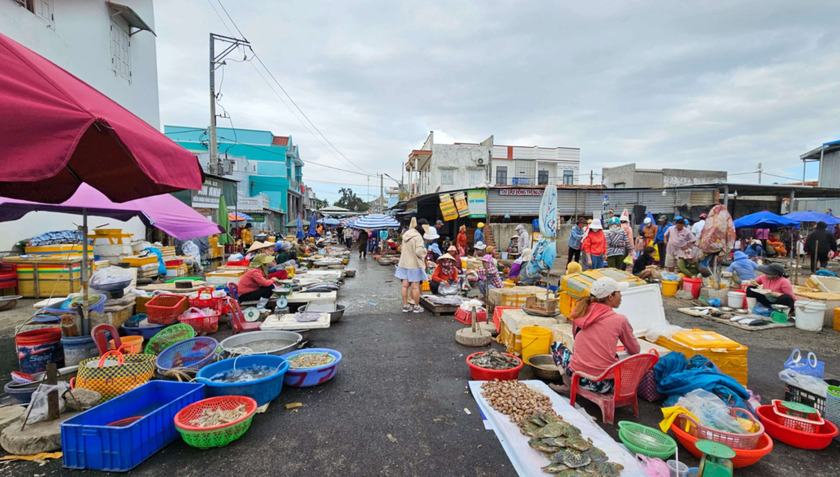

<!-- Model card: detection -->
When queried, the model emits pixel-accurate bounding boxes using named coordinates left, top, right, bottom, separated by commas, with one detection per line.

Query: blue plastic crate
left=61, top=381, right=204, bottom=472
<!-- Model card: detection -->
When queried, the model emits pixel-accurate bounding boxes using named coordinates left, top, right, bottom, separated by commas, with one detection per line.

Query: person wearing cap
left=237, top=254, right=282, bottom=312
left=424, top=228, right=442, bottom=262
left=474, top=222, right=485, bottom=245
left=476, top=253, right=503, bottom=299
left=805, top=221, right=838, bottom=272
left=508, top=248, right=532, bottom=280
left=378, top=229, right=389, bottom=253
left=691, top=213, right=707, bottom=237
left=663, top=218, right=695, bottom=272
left=745, top=263, right=795, bottom=309
left=567, top=217, right=586, bottom=266
left=515, top=224, right=531, bottom=253
left=430, top=253, right=459, bottom=295
left=457, top=225, right=468, bottom=256
left=396, top=218, right=428, bottom=313
left=726, top=250, right=759, bottom=284
left=745, top=239, right=765, bottom=259
left=549, top=277, right=640, bottom=395
left=605, top=217, right=631, bottom=270
left=654, top=215, right=672, bottom=266
left=642, top=217, right=658, bottom=248
left=447, top=245, right=463, bottom=272
left=581, top=219, right=607, bottom=269
left=473, top=240, right=487, bottom=258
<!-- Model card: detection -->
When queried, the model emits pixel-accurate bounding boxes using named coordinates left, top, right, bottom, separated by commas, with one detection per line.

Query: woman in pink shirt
left=745, top=262, right=795, bottom=310
left=549, top=277, right=640, bottom=395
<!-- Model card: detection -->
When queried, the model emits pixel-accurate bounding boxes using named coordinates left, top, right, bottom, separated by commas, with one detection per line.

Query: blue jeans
left=589, top=255, right=605, bottom=269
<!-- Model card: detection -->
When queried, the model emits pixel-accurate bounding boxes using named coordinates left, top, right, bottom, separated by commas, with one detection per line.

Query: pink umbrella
left=0, top=32, right=203, bottom=204
left=0, top=184, right=222, bottom=240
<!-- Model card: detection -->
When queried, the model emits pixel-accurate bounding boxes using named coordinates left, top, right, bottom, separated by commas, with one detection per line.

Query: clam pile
left=480, top=380, right=555, bottom=424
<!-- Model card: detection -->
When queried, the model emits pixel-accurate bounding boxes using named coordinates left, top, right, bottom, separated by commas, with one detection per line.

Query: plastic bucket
left=661, top=280, right=679, bottom=297
left=667, top=459, right=689, bottom=477
left=501, top=252, right=509, bottom=260
left=795, top=301, right=826, bottom=331
left=834, top=308, right=840, bottom=332
left=520, top=326, right=551, bottom=364
left=15, top=328, right=64, bottom=374
left=682, top=277, right=702, bottom=299
left=61, top=335, right=97, bottom=366
left=727, top=290, right=746, bottom=308
left=109, top=335, right=145, bottom=354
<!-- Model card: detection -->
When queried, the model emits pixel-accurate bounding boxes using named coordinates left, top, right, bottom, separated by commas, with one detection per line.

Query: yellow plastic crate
left=671, top=329, right=741, bottom=350
left=122, top=256, right=158, bottom=267
left=654, top=333, right=748, bottom=386
left=561, top=268, right=646, bottom=298
left=557, top=291, right=579, bottom=318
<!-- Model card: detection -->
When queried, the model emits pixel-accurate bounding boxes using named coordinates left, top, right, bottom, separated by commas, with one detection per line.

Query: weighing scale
left=696, top=440, right=735, bottom=477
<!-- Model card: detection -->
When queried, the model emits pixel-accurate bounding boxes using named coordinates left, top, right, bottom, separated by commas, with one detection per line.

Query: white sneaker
left=413, top=305, right=423, bottom=313
left=402, top=305, right=412, bottom=313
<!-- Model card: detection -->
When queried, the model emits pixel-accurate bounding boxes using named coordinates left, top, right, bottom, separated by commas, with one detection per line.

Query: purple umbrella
left=0, top=183, right=222, bottom=240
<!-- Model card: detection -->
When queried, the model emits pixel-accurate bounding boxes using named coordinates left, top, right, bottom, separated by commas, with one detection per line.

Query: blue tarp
left=655, top=352, right=752, bottom=411
left=783, top=210, right=840, bottom=225
left=732, top=210, right=799, bottom=229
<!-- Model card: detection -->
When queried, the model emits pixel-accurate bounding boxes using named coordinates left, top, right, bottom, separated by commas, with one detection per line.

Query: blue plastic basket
left=121, top=321, right=166, bottom=340
left=195, top=355, right=289, bottom=406
left=279, top=348, right=342, bottom=388
left=155, top=337, right=218, bottom=373
left=61, top=381, right=204, bottom=472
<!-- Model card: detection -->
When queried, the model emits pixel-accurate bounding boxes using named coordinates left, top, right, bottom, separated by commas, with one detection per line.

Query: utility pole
left=379, top=174, right=384, bottom=213
left=757, top=162, right=763, bottom=184
left=590, top=170, right=594, bottom=186
left=209, top=33, right=250, bottom=174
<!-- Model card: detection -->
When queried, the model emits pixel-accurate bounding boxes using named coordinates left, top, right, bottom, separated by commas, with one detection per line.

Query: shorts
left=665, top=253, right=679, bottom=268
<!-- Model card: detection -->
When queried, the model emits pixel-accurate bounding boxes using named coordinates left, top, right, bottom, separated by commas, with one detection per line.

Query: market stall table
left=468, top=380, right=645, bottom=476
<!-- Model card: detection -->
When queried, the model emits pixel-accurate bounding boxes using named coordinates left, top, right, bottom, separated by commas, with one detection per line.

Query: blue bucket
left=195, top=355, right=288, bottom=406
left=61, top=335, right=98, bottom=366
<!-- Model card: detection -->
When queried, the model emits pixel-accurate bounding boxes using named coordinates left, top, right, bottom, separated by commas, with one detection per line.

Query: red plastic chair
left=570, top=353, right=659, bottom=425
left=91, top=324, right=122, bottom=355
left=227, top=298, right=261, bottom=334
left=0, top=263, right=18, bottom=295
left=227, top=282, right=239, bottom=300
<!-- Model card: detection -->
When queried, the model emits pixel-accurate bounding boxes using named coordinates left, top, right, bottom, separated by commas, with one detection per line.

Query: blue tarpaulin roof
left=733, top=211, right=799, bottom=229
left=784, top=210, right=840, bottom=225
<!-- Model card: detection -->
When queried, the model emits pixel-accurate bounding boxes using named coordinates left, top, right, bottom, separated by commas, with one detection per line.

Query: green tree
left=334, top=188, right=369, bottom=212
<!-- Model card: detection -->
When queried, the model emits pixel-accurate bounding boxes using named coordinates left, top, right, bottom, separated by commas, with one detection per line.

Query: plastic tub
left=42, top=294, right=106, bottom=315
left=682, top=277, right=702, bottom=299
left=795, top=301, right=826, bottom=331
left=156, top=337, right=219, bottom=373
left=667, top=459, right=688, bottom=477
left=109, top=335, right=144, bottom=354
left=727, top=290, right=746, bottom=308
left=121, top=322, right=166, bottom=340
left=195, top=355, right=289, bottom=406
left=61, top=335, right=97, bottom=367
left=466, top=351, right=523, bottom=381
left=661, top=280, right=678, bottom=296
left=280, top=348, right=343, bottom=387
left=669, top=420, right=773, bottom=468
left=61, top=381, right=204, bottom=471
left=755, top=404, right=838, bottom=450
left=220, top=331, right=302, bottom=357
left=15, top=328, right=63, bottom=374
left=520, top=326, right=551, bottom=364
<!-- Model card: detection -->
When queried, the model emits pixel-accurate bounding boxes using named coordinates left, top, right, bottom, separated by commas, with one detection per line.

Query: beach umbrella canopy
left=783, top=210, right=840, bottom=225
left=217, top=195, right=232, bottom=245
left=0, top=32, right=202, bottom=204
left=317, top=217, right=341, bottom=226
left=0, top=183, right=222, bottom=240
left=228, top=213, right=251, bottom=222
left=348, top=214, right=400, bottom=230
left=295, top=214, right=304, bottom=239
left=340, top=216, right=359, bottom=226
left=733, top=211, right=799, bottom=229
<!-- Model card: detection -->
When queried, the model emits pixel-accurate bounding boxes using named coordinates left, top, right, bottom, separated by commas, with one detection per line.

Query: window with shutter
left=110, top=18, right=132, bottom=82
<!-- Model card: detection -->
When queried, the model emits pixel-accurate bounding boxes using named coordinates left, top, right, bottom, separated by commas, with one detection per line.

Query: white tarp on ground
left=469, top=380, right=645, bottom=477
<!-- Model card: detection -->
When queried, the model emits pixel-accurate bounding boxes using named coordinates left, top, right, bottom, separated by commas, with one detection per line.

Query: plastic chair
left=0, top=263, right=18, bottom=295
left=570, top=353, right=658, bottom=425
left=91, top=324, right=121, bottom=355
left=228, top=282, right=259, bottom=306
left=227, top=299, right=261, bottom=334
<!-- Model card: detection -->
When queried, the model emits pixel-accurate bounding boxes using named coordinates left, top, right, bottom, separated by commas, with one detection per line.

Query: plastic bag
left=779, top=369, right=830, bottom=397
left=660, top=271, right=679, bottom=282
left=753, top=302, right=772, bottom=317
left=674, top=389, right=745, bottom=434
left=438, top=282, right=460, bottom=296
left=22, top=382, right=69, bottom=425
left=182, top=240, right=203, bottom=272
left=89, top=266, right=133, bottom=290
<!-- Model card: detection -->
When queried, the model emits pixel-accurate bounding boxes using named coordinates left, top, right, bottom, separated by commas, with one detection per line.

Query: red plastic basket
left=770, top=399, right=824, bottom=433
left=455, top=308, right=486, bottom=325
left=466, top=352, right=522, bottom=380
left=670, top=419, right=773, bottom=468
left=179, top=307, right=220, bottom=334
left=756, top=404, right=838, bottom=450
left=174, top=395, right=257, bottom=431
left=672, top=408, right=764, bottom=450
left=226, top=259, right=250, bottom=267
left=165, top=259, right=184, bottom=267
left=145, top=295, right=188, bottom=325
left=188, top=287, right=225, bottom=313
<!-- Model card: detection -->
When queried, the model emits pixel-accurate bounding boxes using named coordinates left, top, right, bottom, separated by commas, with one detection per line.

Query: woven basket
left=174, top=396, right=257, bottom=449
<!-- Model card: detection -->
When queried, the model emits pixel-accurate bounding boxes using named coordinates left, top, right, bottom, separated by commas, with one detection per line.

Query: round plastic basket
left=465, top=352, right=522, bottom=381
left=156, top=337, right=218, bottom=373
left=672, top=408, right=764, bottom=450
left=756, top=404, right=838, bottom=450
left=670, top=419, right=773, bottom=468
left=174, top=396, right=257, bottom=449
left=618, top=421, right=676, bottom=459
left=144, top=324, right=195, bottom=355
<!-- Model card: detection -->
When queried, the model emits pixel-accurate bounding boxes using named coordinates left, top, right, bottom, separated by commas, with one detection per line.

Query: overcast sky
left=155, top=1, right=840, bottom=204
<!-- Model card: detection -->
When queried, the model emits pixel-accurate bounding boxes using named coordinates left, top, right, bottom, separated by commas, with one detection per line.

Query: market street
left=0, top=254, right=838, bottom=476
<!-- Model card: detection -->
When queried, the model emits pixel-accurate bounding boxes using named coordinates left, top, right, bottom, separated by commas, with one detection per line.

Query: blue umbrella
left=349, top=214, right=400, bottom=230
left=295, top=213, right=304, bottom=239
left=316, top=217, right=341, bottom=226
left=308, top=215, right=318, bottom=237
left=733, top=211, right=799, bottom=229
left=784, top=210, right=840, bottom=225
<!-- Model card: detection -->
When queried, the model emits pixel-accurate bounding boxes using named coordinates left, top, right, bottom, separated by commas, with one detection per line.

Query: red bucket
left=15, top=328, right=63, bottom=374
left=682, top=277, right=702, bottom=299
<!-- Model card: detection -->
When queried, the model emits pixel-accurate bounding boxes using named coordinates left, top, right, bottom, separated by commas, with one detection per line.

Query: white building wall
left=492, top=145, right=580, bottom=185
left=0, top=0, right=160, bottom=251
left=422, top=143, right=491, bottom=194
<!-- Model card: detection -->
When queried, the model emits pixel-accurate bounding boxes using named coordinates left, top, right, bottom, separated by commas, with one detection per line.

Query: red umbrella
left=0, top=32, right=203, bottom=203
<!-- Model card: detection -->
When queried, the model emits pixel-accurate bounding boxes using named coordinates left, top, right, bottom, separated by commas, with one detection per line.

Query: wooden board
left=419, top=296, right=460, bottom=316
left=285, top=291, right=337, bottom=304
left=261, top=313, right=330, bottom=330
left=678, top=307, right=794, bottom=331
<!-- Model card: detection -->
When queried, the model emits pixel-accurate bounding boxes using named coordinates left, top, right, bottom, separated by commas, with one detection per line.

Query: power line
left=214, top=0, right=374, bottom=177
left=215, top=137, right=375, bottom=177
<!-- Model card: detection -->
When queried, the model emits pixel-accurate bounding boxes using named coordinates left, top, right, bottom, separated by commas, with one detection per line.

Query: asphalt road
left=0, top=255, right=838, bottom=476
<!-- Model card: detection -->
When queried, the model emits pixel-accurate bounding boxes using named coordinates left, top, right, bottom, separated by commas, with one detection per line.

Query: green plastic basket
left=174, top=396, right=257, bottom=449
left=178, top=416, right=254, bottom=449
left=144, top=323, right=195, bottom=355
left=618, top=421, right=676, bottom=459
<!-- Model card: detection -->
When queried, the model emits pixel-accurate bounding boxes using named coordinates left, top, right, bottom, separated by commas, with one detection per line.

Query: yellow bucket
left=520, top=326, right=552, bottom=364
left=661, top=280, right=679, bottom=296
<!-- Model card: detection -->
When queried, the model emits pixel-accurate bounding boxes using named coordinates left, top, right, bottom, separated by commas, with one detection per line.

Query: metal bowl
left=297, top=304, right=345, bottom=323
left=220, top=330, right=302, bottom=357
left=525, top=354, right=562, bottom=381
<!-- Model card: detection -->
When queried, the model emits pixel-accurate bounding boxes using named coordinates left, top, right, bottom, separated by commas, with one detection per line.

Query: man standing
left=663, top=218, right=696, bottom=272
left=343, top=226, right=353, bottom=248
left=691, top=213, right=707, bottom=238
left=654, top=215, right=671, bottom=266
left=567, top=216, right=586, bottom=265
left=474, top=222, right=485, bottom=245
left=805, top=221, right=837, bottom=272
left=516, top=224, right=531, bottom=253
left=241, top=223, right=254, bottom=251
left=379, top=229, right=389, bottom=253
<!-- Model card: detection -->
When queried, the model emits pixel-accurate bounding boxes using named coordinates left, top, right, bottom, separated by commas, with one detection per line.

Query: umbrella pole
left=80, top=210, right=90, bottom=335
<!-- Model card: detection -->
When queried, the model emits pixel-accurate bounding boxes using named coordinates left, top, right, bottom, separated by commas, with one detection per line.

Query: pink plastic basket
left=673, top=407, right=764, bottom=450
